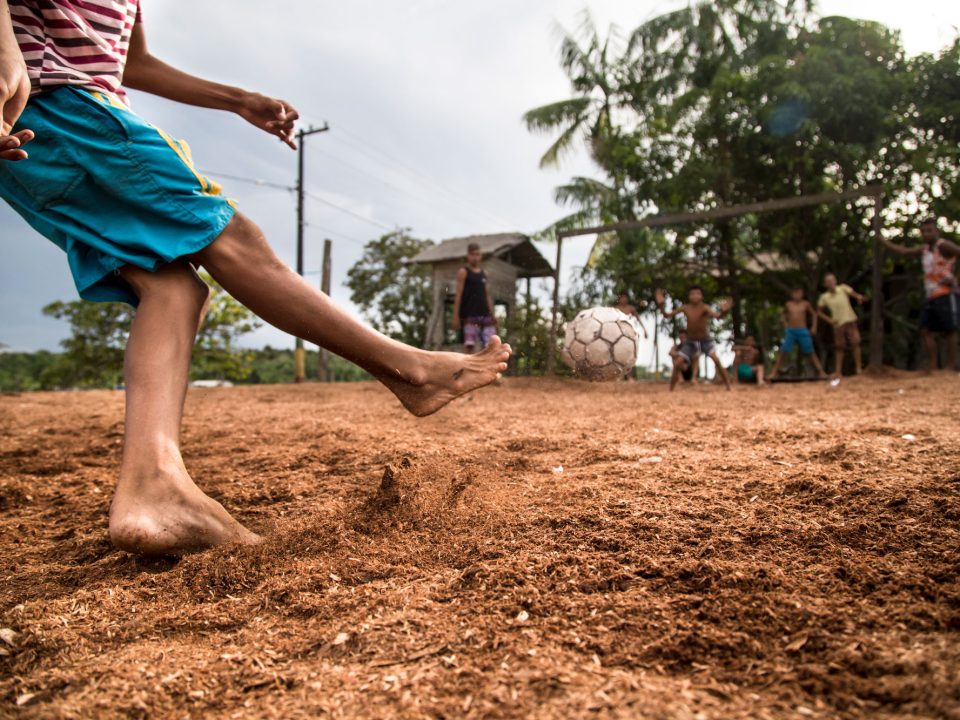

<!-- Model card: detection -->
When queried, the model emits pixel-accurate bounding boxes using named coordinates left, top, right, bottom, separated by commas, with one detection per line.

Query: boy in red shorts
left=1, top=1, right=511, bottom=555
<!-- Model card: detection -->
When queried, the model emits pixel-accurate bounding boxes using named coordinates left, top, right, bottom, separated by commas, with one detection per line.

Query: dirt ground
left=1, top=374, right=958, bottom=719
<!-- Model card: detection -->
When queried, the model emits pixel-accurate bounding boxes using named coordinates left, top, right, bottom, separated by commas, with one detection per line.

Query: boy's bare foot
left=110, top=465, right=260, bottom=556
left=383, top=336, right=512, bottom=417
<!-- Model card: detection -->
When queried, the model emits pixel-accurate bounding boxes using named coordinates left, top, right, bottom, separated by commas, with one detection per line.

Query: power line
left=200, top=169, right=294, bottom=192
left=311, top=148, right=486, bottom=228
left=304, top=190, right=395, bottom=232
left=201, top=167, right=398, bottom=236
left=320, top=122, right=519, bottom=230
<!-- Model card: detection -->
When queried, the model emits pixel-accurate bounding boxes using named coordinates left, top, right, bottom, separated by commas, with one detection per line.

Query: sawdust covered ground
left=1, top=374, right=958, bottom=719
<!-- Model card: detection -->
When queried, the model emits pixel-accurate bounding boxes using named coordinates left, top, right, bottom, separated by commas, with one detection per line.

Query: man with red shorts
left=882, top=218, right=960, bottom=371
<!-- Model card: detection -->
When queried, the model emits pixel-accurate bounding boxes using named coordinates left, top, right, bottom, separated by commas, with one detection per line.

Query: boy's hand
left=1, top=128, right=33, bottom=160
left=1, top=51, right=33, bottom=160
left=451, top=317, right=461, bottom=331
left=236, top=92, right=300, bottom=150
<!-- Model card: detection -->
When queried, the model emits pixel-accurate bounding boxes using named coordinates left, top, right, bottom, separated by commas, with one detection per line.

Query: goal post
left=546, top=186, right=886, bottom=375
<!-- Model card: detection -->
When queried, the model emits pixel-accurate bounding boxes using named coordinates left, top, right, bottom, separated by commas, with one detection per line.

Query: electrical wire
left=317, top=122, right=519, bottom=230
left=304, top=191, right=395, bottom=232
left=200, top=168, right=396, bottom=240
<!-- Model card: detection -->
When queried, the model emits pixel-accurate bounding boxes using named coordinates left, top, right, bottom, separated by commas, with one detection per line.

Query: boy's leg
left=921, top=328, right=938, bottom=370
left=770, top=351, right=786, bottom=378
left=109, top=262, right=260, bottom=555
left=755, top=365, right=766, bottom=385
left=708, top=352, right=732, bottom=390
left=946, top=331, right=957, bottom=370
left=192, top=214, right=509, bottom=416
left=669, top=354, right=687, bottom=391
left=807, top=352, right=828, bottom=378
left=462, top=319, right=478, bottom=355
left=852, top=345, right=863, bottom=374
left=833, top=348, right=844, bottom=379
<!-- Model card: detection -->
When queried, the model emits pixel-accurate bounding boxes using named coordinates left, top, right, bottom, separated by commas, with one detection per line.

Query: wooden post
left=318, top=238, right=332, bottom=382
left=546, top=235, right=563, bottom=375
left=653, top=308, right=660, bottom=379
left=525, top=277, right=532, bottom=376
left=869, top=193, right=885, bottom=369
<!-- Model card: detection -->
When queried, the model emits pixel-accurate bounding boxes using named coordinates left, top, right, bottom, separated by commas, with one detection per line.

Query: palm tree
left=523, top=12, right=627, bottom=169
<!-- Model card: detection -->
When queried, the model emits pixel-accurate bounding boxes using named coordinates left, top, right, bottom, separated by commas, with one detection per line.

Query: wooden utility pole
left=318, top=238, right=333, bottom=382
left=869, top=196, right=885, bottom=369
left=294, top=123, right=330, bottom=383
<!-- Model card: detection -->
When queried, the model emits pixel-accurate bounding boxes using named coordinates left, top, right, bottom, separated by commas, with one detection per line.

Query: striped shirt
left=11, top=0, right=140, bottom=100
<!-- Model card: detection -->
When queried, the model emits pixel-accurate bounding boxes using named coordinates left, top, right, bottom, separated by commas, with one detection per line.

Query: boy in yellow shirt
left=817, top=273, right=866, bottom=377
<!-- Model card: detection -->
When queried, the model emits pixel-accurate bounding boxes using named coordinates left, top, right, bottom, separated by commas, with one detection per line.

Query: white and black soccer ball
left=561, top=307, right=639, bottom=381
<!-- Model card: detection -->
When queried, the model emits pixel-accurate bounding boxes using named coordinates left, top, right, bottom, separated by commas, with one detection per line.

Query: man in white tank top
left=882, top=218, right=960, bottom=371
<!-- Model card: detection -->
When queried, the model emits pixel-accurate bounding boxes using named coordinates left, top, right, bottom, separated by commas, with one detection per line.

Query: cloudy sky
left=1, top=0, right=956, bottom=362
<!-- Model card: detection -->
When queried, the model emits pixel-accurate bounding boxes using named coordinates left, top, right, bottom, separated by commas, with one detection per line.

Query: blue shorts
left=781, top=327, right=814, bottom=354
left=0, top=86, right=236, bottom=306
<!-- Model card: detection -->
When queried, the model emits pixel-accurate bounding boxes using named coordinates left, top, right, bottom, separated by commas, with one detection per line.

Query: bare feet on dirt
left=384, top=336, right=512, bottom=417
left=109, top=466, right=260, bottom=556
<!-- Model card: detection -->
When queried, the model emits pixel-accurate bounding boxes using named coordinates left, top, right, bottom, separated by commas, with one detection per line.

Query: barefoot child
left=732, top=335, right=766, bottom=385
left=817, top=273, right=866, bottom=377
left=655, top=286, right=733, bottom=391
left=451, top=243, right=498, bottom=353
left=669, top=329, right=698, bottom=384
left=770, top=288, right=828, bottom=379
left=0, top=1, right=511, bottom=556
left=613, top=290, right=649, bottom=340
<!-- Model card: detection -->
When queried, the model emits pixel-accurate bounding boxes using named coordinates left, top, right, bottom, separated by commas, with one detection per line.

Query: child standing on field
left=655, top=286, right=733, bottom=391
left=817, top=273, right=866, bottom=377
left=451, top=243, right=498, bottom=353
left=770, top=288, right=828, bottom=379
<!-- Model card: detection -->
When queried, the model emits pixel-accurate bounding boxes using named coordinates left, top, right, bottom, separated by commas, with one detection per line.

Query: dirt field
left=1, top=374, right=958, bottom=719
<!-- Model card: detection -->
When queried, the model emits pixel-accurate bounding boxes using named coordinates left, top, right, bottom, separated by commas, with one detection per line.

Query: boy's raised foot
left=384, top=336, right=511, bottom=417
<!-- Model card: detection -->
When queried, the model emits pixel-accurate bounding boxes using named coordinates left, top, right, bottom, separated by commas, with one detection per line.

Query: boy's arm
left=451, top=268, right=466, bottom=330
left=935, top=238, right=960, bottom=258
left=0, top=0, right=34, bottom=160
left=708, top=297, right=734, bottom=319
left=806, top=302, right=818, bottom=333
left=817, top=309, right=837, bottom=326
left=123, top=22, right=299, bottom=149
left=843, top=284, right=867, bottom=303
left=880, top=236, right=922, bottom=257
left=655, top=290, right=682, bottom=319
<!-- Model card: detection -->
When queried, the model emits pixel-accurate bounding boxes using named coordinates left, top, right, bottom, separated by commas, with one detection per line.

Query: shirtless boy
left=770, top=288, right=828, bottom=379
left=655, top=286, right=732, bottom=391
left=613, top=291, right=649, bottom=339
left=669, top=329, right=698, bottom=384
left=732, top=335, right=766, bottom=385
left=0, top=1, right=510, bottom=555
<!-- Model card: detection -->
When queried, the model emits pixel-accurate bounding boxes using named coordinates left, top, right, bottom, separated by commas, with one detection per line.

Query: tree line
left=525, top=1, right=958, bottom=367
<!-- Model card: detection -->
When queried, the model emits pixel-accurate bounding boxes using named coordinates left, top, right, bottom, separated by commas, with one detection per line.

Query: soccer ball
left=561, top=307, right=638, bottom=381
